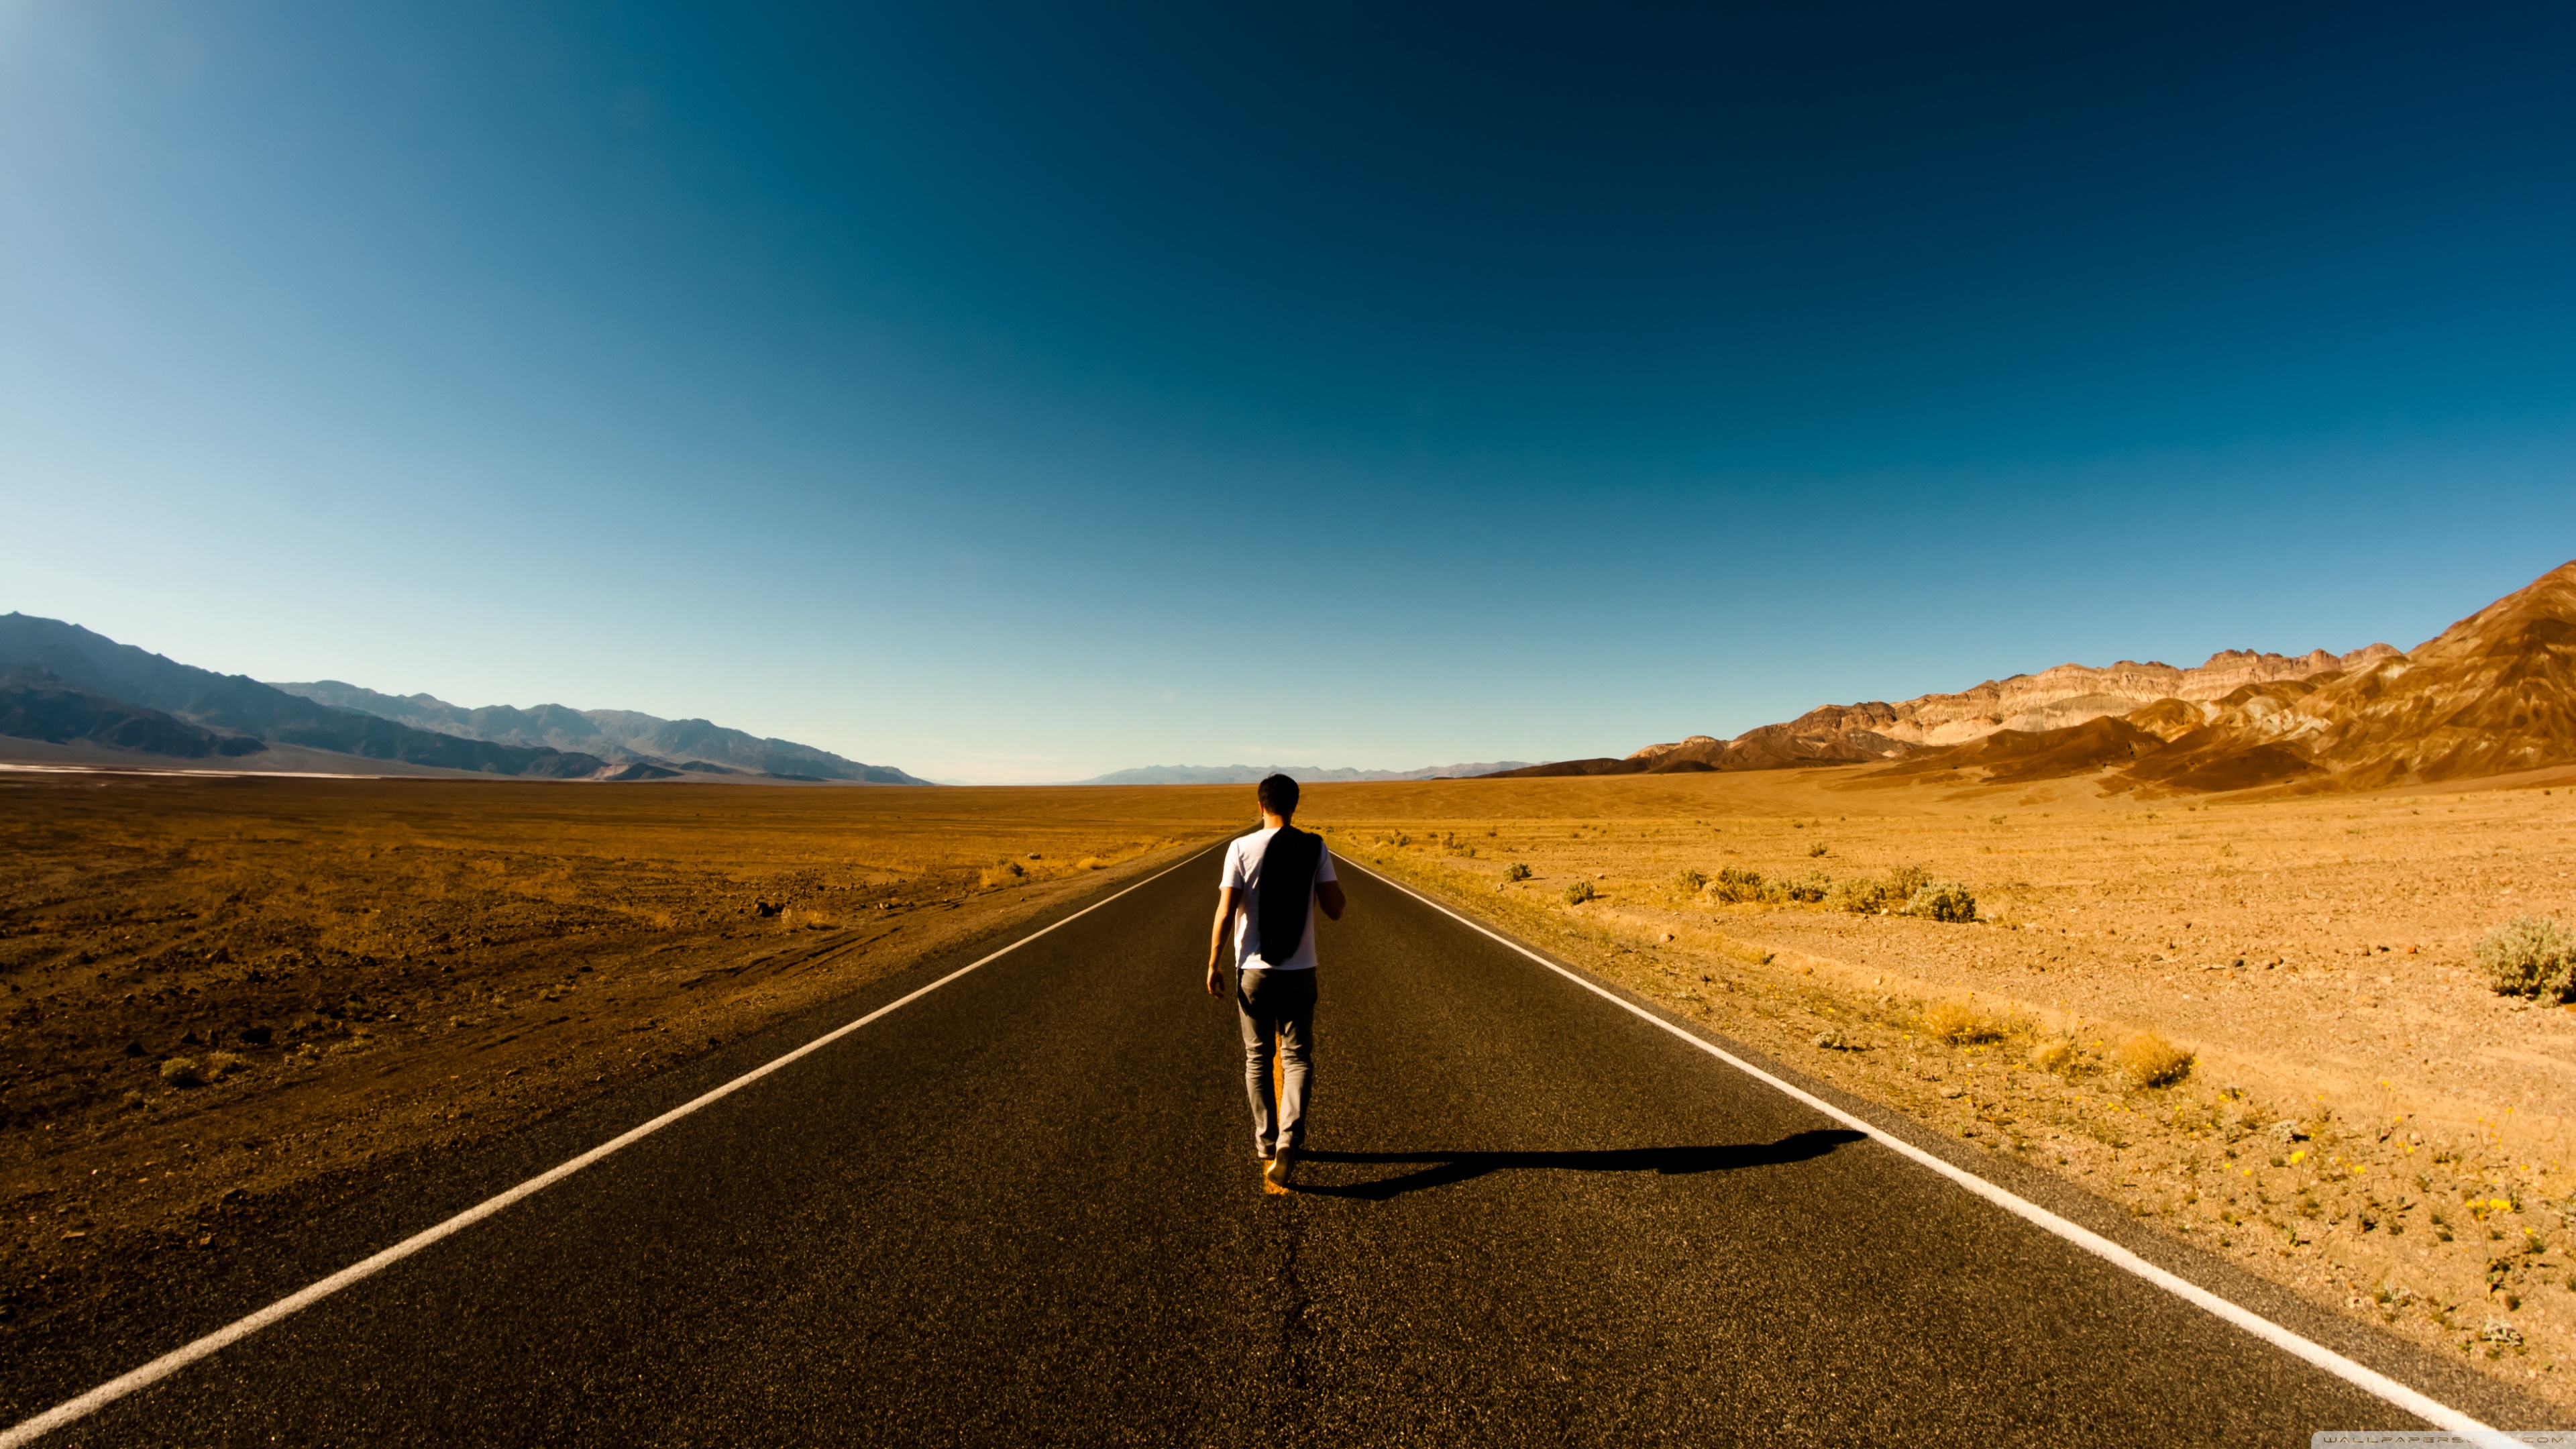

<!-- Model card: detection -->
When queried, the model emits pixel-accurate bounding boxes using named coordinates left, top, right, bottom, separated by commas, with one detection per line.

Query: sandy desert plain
left=1296, top=765, right=2576, bottom=1408
left=0, top=773, right=1244, bottom=1344
left=4, top=762, right=2575, bottom=1409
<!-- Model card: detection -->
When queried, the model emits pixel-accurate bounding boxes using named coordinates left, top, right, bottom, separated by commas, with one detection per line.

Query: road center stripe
left=1353, top=863, right=2520, bottom=1443
left=0, top=847, right=1218, bottom=1449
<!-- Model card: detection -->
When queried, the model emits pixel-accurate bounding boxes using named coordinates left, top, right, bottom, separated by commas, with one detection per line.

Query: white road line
left=1353, top=863, right=2522, bottom=1443
left=0, top=848, right=1218, bottom=1449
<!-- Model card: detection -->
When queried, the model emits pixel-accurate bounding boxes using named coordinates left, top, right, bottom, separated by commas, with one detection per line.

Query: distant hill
left=1078, top=762, right=1534, bottom=786
left=0, top=615, right=607, bottom=777
left=1875, top=560, right=2574, bottom=795
left=1491, top=561, right=2576, bottom=796
left=2093, top=559, right=2576, bottom=794
left=272, top=680, right=928, bottom=785
left=0, top=666, right=269, bottom=759
left=1489, top=643, right=2396, bottom=780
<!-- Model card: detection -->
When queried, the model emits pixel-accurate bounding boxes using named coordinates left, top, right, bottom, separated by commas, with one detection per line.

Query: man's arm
left=1316, top=880, right=1346, bottom=920
left=1205, top=885, right=1239, bottom=996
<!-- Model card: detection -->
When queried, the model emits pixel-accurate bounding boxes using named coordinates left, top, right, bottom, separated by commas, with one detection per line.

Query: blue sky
left=3, top=1, right=2571, bottom=783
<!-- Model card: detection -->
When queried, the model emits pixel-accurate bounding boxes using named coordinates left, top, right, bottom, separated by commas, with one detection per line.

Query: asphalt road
left=7, top=844, right=2558, bottom=1446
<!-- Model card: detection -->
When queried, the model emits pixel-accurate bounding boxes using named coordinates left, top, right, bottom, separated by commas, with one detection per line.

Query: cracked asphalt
left=5, top=842, right=2531, bottom=1445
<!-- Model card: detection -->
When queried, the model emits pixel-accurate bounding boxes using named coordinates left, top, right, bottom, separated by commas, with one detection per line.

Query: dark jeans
left=1235, top=967, right=1316, bottom=1156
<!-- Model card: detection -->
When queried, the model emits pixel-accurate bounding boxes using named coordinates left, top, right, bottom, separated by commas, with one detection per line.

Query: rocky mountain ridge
left=2090, top=559, right=2576, bottom=793
left=0, top=615, right=610, bottom=777
left=272, top=681, right=926, bottom=785
left=0, top=614, right=926, bottom=784
left=1603, top=645, right=2400, bottom=776
left=0, top=666, right=270, bottom=760
left=1491, top=561, right=2576, bottom=794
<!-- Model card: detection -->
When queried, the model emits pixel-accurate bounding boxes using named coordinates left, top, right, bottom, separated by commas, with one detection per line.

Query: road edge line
left=1352, top=862, right=2517, bottom=1442
left=0, top=847, right=1220, bottom=1449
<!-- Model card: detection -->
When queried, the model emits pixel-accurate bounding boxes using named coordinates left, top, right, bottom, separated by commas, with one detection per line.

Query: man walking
left=1205, top=773, right=1346, bottom=1193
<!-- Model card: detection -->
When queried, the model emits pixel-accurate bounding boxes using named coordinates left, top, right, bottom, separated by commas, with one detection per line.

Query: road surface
left=3, top=845, right=2557, bottom=1445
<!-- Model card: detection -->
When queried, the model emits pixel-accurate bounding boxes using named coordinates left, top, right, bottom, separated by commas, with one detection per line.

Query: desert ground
left=7, top=763, right=2574, bottom=1409
left=0, top=771, right=1250, bottom=1337
left=1295, top=765, right=2576, bottom=1407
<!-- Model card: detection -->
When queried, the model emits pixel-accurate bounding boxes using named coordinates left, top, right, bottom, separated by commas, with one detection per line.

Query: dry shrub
left=2117, top=1030, right=2196, bottom=1088
left=1824, top=877, right=1888, bottom=914
left=1503, top=862, right=1532, bottom=882
left=205, top=1050, right=248, bottom=1079
left=1773, top=870, right=1831, bottom=904
left=1672, top=868, right=1709, bottom=894
left=1904, top=879, right=1978, bottom=923
left=2474, top=916, right=2576, bottom=1000
left=1708, top=867, right=1766, bottom=903
left=159, top=1057, right=205, bottom=1088
left=1563, top=879, right=1597, bottom=905
left=1920, top=1000, right=2004, bottom=1044
left=2028, top=1037, right=2076, bottom=1073
left=976, top=860, right=1026, bottom=889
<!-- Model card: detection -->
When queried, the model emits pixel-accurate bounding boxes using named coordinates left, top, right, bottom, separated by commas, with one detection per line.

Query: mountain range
left=1490, top=559, right=2576, bottom=795
left=1076, top=762, right=1535, bottom=786
left=17, top=558, right=2568, bottom=795
left=270, top=680, right=926, bottom=784
left=0, top=614, right=925, bottom=784
left=0, top=664, right=273, bottom=761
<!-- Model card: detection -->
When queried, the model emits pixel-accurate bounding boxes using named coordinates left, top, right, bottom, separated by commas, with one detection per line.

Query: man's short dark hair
left=1256, top=773, right=1300, bottom=816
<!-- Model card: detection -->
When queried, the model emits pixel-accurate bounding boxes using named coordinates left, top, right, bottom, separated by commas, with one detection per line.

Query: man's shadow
left=1291, top=1128, right=1865, bottom=1201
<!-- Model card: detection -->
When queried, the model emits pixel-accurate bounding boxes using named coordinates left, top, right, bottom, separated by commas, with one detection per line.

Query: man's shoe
left=1263, top=1146, right=1295, bottom=1193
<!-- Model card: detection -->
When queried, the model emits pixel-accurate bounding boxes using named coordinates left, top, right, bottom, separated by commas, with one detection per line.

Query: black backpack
left=1256, top=827, right=1324, bottom=964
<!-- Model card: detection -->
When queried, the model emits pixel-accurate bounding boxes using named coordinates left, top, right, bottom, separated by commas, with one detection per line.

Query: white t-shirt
left=1220, top=826, right=1338, bottom=971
